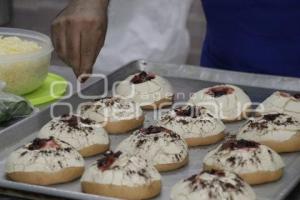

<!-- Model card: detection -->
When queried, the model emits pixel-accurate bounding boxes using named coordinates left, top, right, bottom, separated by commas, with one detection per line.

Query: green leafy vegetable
left=0, top=91, right=33, bottom=124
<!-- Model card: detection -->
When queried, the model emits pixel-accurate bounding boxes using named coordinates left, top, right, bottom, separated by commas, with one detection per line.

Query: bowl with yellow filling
left=0, top=28, right=53, bottom=95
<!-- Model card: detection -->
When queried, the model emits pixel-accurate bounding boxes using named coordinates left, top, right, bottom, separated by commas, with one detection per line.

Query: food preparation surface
left=0, top=60, right=299, bottom=200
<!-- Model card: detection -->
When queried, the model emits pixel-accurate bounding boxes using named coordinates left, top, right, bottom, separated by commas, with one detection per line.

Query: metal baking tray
left=0, top=60, right=299, bottom=200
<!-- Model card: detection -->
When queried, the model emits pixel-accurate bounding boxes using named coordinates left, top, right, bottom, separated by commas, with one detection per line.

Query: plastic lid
left=24, top=73, right=68, bottom=106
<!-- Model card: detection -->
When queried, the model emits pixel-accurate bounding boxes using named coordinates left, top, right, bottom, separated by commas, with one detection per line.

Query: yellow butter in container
left=0, top=28, right=53, bottom=95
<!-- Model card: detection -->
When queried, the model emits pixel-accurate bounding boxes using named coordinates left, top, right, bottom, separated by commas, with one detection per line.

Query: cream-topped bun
left=116, top=126, right=188, bottom=172
left=237, top=113, right=300, bottom=153
left=258, top=91, right=300, bottom=119
left=81, top=151, right=161, bottom=200
left=38, top=114, right=109, bottom=157
left=188, top=84, right=251, bottom=122
left=159, top=105, right=226, bottom=147
left=115, top=71, right=174, bottom=110
left=203, top=139, right=284, bottom=185
left=170, top=169, right=256, bottom=200
left=5, top=137, right=85, bottom=185
left=79, top=97, right=144, bottom=134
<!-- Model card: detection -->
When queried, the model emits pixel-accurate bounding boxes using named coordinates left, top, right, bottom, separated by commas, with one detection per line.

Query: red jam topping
left=28, top=137, right=60, bottom=150
left=130, top=71, right=156, bottom=84
left=206, top=86, right=234, bottom=98
left=220, top=139, right=259, bottom=151
left=174, top=106, right=201, bottom=118
left=279, top=92, right=300, bottom=100
left=97, top=151, right=122, bottom=171
left=140, top=126, right=169, bottom=135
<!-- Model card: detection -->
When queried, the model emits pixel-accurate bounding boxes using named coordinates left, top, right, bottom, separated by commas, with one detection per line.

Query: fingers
left=51, top=20, right=67, bottom=65
left=51, top=0, right=109, bottom=82
left=80, top=30, right=102, bottom=78
left=65, top=20, right=81, bottom=77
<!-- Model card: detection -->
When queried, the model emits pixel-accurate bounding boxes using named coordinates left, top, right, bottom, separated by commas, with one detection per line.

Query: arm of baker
left=51, top=0, right=109, bottom=81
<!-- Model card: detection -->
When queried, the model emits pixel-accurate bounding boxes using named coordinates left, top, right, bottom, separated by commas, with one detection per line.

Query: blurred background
left=1, top=0, right=206, bottom=67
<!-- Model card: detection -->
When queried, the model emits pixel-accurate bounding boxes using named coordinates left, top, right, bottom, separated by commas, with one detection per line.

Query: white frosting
left=115, top=72, right=173, bottom=106
left=116, top=126, right=188, bottom=166
left=189, top=84, right=251, bottom=120
left=203, top=140, right=284, bottom=174
left=5, top=138, right=84, bottom=173
left=79, top=97, right=143, bottom=123
left=237, top=113, right=300, bottom=142
left=159, top=106, right=225, bottom=139
left=38, top=115, right=109, bottom=151
left=81, top=154, right=161, bottom=187
left=170, top=170, right=256, bottom=200
left=259, top=91, right=300, bottom=120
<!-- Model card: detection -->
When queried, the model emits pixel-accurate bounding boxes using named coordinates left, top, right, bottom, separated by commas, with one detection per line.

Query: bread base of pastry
left=185, top=132, right=225, bottom=147
left=203, top=164, right=283, bottom=185
left=104, top=115, right=144, bottom=134
left=82, top=180, right=161, bottom=200
left=141, top=96, right=174, bottom=110
left=79, top=144, right=109, bottom=157
left=7, top=167, right=84, bottom=185
left=222, top=110, right=251, bottom=123
left=155, top=155, right=188, bottom=172
left=258, top=133, right=300, bottom=153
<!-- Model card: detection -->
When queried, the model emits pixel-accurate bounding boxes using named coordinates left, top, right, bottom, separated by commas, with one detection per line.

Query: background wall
left=9, top=0, right=206, bottom=66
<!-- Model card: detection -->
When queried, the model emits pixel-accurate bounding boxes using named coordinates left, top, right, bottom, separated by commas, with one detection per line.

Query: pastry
left=203, top=139, right=284, bottom=185
left=257, top=91, right=300, bottom=119
left=5, top=137, right=85, bottom=185
left=237, top=113, right=300, bottom=153
left=38, top=114, right=109, bottom=157
left=189, top=84, right=251, bottom=122
left=116, top=126, right=188, bottom=172
left=159, top=105, right=226, bottom=147
left=81, top=151, right=161, bottom=200
left=170, top=169, right=256, bottom=200
left=79, top=97, right=144, bottom=134
left=115, top=71, right=174, bottom=110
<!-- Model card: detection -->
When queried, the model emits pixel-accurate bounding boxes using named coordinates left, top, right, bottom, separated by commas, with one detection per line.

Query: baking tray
left=0, top=60, right=299, bottom=200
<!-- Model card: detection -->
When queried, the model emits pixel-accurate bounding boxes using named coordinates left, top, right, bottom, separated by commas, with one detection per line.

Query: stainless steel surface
left=0, top=60, right=299, bottom=200
left=0, top=0, right=11, bottom=25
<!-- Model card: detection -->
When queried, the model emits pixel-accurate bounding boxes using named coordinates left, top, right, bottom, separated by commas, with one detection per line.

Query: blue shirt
left=201, top=0, right=300, bottom=78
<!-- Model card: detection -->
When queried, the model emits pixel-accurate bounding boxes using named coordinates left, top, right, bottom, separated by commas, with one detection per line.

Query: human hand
left=51, top=0, right=109, bottom=81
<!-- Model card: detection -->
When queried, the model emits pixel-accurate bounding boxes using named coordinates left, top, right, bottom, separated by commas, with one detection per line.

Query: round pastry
left=237, top=113, right=300, bottom=153
left=188, top=84, right=251, bottom=122
left=38, top=114, right=109, bottom=157
left=116, top=126, right=188, bottom=172
left=81, top=151, right=161, bottom=200
left=203, top=139, right=284, bottom=185
left=5, top=137, right=85, bottom=185
left=115, top=71, right=174, bottom=110
left=79, top=97, right=144, bottom=134
left=159, top=105, right=226, bottom=147
left=170, top=169, right=256, bottom=200
left=257, top=91, right=300, bottom=119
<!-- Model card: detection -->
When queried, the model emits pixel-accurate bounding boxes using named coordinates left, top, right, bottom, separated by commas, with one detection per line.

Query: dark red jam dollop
left=293, top=94, right=300, bottom=100
left=206, top=86, right=234, bottom=98
left=97, top=151, right=122, bottom=171
left=175, top=106, right=201, bottom=118
left=220, top=139, right=259, bottom=151
left=61, top=114, right=93, bottom=127
left=279, top=92, right=300, bottom=100
left=130, top=71, right=155, bottom=84
left=28, top=137, right=60, bottom=150
left=140, top=126, right=170, bottom=135
left=262, top=113, right=282, bottom=121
